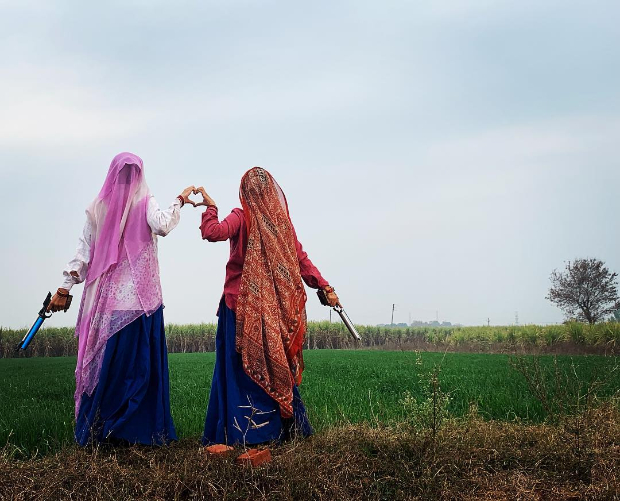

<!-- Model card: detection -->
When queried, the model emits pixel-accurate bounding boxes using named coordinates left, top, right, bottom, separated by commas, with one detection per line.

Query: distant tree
left=546, top=258, right=620, bottom=324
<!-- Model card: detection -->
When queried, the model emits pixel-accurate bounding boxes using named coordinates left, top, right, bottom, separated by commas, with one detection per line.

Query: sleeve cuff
left=59, top=280, right=74, bottom=292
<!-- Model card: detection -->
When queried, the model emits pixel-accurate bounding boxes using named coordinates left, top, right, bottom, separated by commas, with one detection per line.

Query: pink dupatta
left=74, top=152, right=163, bottom=417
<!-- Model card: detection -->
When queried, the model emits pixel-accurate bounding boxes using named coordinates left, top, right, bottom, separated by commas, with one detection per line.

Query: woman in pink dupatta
left=48, top=152, right=195, bottom=445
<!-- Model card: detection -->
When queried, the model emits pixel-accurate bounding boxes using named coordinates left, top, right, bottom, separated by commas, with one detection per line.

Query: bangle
left=177, top=195, right=185, bottom=207
left=57, top=288, right=70, bottom=297
left=324, top=286, right=335, bottom=293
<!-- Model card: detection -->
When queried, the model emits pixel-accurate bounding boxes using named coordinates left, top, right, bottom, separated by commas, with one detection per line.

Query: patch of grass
left=1, top=405, right=618, bottom=500
left=1, top=351, right=618, bottom=455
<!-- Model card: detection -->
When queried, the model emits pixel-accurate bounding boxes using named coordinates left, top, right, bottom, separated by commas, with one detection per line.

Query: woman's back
left=201, top=206, right=329, bottom=312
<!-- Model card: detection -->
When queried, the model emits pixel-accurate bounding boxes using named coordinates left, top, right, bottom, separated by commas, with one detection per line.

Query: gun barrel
left=18, top=316, right=45, bottom=350
left=334, top=306, right=361, bottom=341
left=19, top=292, right=52, bottom=351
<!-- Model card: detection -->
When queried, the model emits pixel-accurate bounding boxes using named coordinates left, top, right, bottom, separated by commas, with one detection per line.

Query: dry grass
left=1, top=405, right=618, bottom=500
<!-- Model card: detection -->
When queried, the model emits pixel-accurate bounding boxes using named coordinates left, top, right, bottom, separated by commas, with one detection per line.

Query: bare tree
left=546, top=258, right=620, bottom=324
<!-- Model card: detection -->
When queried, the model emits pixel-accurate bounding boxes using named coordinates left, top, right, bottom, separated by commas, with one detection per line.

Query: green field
left=1, top=351, right=618, bottom=455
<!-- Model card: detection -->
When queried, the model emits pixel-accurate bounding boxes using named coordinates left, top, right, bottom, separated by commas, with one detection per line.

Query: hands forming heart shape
left=180, top=186, right=216, bottom=208
left=185, top=189, right=205, bottom=208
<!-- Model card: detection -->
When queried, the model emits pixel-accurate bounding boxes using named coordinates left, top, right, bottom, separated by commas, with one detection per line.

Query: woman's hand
left=323, top=286, right=341, bottom=307
left=194, top=187, right=217, bottom=208
left=46, top=288, right=72, bottom=313
left=178, top=185, right=197, bottom=208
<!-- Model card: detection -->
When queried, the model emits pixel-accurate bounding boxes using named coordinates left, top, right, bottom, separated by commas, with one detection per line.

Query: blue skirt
left=75, top=306, right=177, bottom=446
left=202, top=298, right=313, bottom=446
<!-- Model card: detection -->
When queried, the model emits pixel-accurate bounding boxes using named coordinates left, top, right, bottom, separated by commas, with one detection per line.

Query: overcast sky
left=1, top=0, right=619, bottom=329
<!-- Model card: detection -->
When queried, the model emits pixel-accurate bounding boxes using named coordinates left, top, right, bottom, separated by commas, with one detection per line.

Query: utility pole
left=515, top=311, right=519, bottom=326
left=487, top=317, right=490, bottom=327
left=391, top=304, right=395, bottom=326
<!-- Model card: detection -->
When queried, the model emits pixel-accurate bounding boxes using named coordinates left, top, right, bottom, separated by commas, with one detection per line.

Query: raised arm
left=147, top=196, right=182, bottom=236
left=147, top=186, right=197, bottom=237
left=200, top=206, right=243, bottom=242
left=196, top=186, right=243, bottom=242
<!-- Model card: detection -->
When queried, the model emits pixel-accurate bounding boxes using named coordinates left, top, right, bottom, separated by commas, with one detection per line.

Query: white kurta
left=60, top=196, right=181, bottom=291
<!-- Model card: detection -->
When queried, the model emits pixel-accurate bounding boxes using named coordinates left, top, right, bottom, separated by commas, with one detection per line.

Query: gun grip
left=317, top=289, right=329, bottom=306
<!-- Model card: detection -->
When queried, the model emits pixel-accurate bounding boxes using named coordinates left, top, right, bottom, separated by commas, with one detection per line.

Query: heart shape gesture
left=178, top=186, right=216, bottom=208
left=185, top=191, right=205, bottom=207
left=193, top=186, right=217, bottom=208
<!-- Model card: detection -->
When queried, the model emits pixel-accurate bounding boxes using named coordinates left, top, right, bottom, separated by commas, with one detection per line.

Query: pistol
left=317, top=289, right=361, bottom=341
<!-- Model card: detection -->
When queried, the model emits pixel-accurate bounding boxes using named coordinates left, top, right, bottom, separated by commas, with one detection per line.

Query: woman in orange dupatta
left=198, top=167, right=339, bottom=446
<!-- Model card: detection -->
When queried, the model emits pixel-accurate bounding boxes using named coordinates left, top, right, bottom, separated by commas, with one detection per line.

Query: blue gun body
left=20, top=316, right=45, bottom=350
left=18, top=292, right=52, bottom=351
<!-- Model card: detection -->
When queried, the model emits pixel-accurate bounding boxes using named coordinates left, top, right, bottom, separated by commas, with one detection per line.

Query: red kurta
left=200, top=206, right=329, bottom=312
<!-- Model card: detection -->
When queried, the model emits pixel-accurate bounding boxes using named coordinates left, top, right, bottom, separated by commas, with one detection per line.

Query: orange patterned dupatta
left=236, top=167, right=307, bottom=418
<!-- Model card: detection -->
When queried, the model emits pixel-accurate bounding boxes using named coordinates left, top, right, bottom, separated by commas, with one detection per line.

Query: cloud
left=0, top=65, right=157, bottom=147
left=422, top=114, right=620, bottom=177
left=0, top=58, right=382, bottom=149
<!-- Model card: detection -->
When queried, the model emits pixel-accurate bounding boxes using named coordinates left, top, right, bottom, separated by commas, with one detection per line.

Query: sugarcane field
left=2, top=1, right=620, bottom=499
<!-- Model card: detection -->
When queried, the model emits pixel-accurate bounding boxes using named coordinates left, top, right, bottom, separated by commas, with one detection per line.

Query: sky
left=1, top=0, right=619, bottom=329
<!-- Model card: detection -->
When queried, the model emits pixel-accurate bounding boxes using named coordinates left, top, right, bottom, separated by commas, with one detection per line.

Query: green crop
left=2, top=322, right=619, bottom=358
left=1, top=351, right=618, bottom=456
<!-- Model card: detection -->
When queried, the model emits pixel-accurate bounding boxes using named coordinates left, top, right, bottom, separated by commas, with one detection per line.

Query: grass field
left=1, top=350, right=618, bottom=456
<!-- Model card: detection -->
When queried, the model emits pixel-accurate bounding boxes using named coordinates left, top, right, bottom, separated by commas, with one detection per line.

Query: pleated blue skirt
left=75, top=306, right=177, bottom=446
left=202, top=298, right=313, bottom=446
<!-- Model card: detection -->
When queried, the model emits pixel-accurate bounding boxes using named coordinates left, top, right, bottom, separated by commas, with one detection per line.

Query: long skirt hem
left=75, top=306, right=177, bottom=446
left=202, top=298, right=313, bottom=446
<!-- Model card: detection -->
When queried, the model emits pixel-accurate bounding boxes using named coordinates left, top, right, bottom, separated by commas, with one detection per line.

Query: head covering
left=235, top=167, right=307, bottom=418
left=74, top=152, right=163, bottom=417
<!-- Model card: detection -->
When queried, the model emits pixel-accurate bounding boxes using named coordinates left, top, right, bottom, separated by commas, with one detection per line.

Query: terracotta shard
left=205, top=444, right=234, bottom=455
left=235, top=448, right=272, bottom=466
